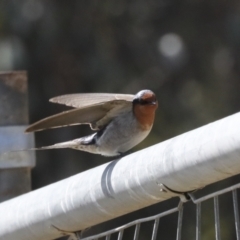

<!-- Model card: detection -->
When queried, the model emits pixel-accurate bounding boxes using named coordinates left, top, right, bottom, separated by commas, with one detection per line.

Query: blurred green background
left=1, top=0, right=240, bottom=239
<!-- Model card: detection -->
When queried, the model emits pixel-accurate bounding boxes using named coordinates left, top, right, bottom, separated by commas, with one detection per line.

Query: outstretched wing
left=25, top=93, right=134, bottom=133
left=49, top=93, right=134, bottom=108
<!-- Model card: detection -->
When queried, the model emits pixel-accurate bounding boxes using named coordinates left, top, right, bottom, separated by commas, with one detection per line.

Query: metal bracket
left=0, top=125, right=35, bottom=168
left=51, top=225, right=81, bottom=240
left=157, top=183, right=192, bottom=202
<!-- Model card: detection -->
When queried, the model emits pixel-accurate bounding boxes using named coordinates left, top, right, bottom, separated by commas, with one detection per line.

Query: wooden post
left=0, top=71, right=35, bottom=202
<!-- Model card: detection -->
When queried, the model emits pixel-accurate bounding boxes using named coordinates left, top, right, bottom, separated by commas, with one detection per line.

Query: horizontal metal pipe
left=1, top=112, right=240, bottom=240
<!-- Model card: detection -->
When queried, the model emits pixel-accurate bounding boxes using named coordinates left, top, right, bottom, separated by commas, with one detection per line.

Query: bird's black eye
left=139, top=99, right=150, bottom=105
left=133, top=98, right=147, bottom=104
left=133, top=98, right=155, bottom=105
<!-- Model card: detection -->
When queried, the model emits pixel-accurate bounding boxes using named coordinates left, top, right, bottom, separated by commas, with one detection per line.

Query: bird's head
left=132, top=90, right=158, bottom=130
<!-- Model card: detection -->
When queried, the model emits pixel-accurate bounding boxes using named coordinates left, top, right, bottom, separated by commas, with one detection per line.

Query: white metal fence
left=75, top=180, right=240, bottom=240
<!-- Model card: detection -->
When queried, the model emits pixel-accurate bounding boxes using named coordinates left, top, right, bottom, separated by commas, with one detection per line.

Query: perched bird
left=26, top=89, right=158, bottom=156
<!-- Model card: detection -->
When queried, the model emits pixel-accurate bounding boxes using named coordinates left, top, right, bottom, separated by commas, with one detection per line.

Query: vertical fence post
left=0, top=71, right=35, bottom=202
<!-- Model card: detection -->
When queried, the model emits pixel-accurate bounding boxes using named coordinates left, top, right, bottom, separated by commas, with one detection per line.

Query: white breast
left=96, top=111, right=152, bottom=156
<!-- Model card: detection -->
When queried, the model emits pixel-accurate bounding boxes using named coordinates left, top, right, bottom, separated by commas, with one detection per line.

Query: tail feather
left=38, top=140, right=80, bottom=150
left=2, top=140, right=81, bottom=156
left=2, top=134, right=97, bottom=156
